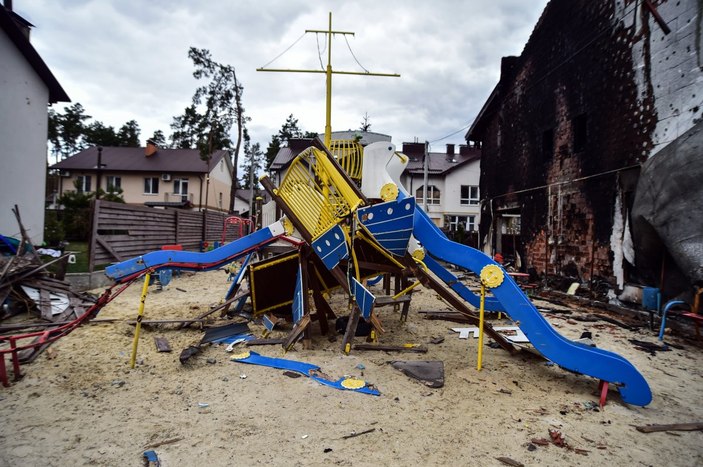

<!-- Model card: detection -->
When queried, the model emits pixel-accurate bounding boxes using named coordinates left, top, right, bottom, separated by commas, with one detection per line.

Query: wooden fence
left=88, top=200, right=247, bottom=271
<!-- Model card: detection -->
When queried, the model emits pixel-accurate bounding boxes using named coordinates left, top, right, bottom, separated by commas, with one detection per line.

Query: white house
left=399, top=142, right=481, bottom=234
left=0, top=3, right=69, bottom=243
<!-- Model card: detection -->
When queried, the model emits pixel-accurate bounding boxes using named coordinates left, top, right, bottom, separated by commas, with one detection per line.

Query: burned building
left=467, top=0, right=703, bottom=298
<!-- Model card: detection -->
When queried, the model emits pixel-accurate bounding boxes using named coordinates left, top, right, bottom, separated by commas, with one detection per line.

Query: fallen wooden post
left=635, top=422, right=703, bottom=433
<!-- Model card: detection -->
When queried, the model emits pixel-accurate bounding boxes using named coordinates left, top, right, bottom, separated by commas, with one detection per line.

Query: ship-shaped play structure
left=104, top=138, right=652, bottom=407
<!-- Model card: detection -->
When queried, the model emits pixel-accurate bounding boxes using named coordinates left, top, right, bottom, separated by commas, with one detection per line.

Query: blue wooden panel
left=292, top=263, right=304, bottom=323
left=311, top=224, right=349, bottom=270
left=350, top=277, right=375, bottom=320
left=357, top=198, right=415, bottom=256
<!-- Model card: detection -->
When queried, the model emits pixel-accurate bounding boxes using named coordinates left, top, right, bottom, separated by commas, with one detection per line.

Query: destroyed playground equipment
left=230, top=350, right=379, bottom=395
left=101, top=139, right=652, bottom=407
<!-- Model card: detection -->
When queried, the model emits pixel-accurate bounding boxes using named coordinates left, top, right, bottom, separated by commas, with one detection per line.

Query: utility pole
left=422, top=141, right=429, bottom=211
left=257, top=12, right=399, bottom=147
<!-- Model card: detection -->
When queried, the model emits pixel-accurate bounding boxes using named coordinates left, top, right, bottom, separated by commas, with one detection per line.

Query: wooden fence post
left=88, top=199, right=100, bottom=273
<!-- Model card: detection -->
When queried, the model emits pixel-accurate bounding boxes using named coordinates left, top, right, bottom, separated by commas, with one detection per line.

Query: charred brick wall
left=473, top=0, right=666, bottom=282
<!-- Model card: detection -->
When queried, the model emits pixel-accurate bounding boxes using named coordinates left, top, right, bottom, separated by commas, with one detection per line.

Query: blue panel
left=357, top=198, right=415, bottom=257
left=311, top=224, right=349, bottom=270
left=350, top=277, right=375, bottom=320
left=231, top=351, right=380, bottom=395
left=263, top=314, right=276, bottom=331
left=292, top=264, right=304, bottom=323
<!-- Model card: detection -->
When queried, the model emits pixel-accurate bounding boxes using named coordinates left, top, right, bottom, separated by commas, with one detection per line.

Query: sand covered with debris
left=1, top=269, right=702, bottom=466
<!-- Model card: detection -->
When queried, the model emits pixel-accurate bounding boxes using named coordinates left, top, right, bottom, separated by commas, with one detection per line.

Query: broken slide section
left=105, top=221, right=287, bottom=283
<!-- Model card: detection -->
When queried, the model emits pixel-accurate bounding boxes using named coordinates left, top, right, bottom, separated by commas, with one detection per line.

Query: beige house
left=51, top=143, right=233, bottom=212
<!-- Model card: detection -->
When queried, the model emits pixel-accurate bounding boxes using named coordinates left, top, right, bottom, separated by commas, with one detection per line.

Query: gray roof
left=51, top=146, right=230, bottom=174
left=405, top=148, right=480, bottom=176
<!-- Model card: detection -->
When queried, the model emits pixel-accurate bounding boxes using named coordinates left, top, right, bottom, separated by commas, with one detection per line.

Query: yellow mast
left=257, top=12, right=399, bottom=147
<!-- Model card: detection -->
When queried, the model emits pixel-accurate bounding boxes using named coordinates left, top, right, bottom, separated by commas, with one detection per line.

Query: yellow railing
left=329, top=139, right=363, bottom=182
left=277, top=147, right=363, bottom=238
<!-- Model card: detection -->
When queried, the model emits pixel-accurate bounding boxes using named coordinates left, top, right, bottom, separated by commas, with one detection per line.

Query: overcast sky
left=18, top=0, right=549, bottom=159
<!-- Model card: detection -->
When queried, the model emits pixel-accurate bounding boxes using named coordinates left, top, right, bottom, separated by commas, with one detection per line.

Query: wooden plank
left=353, top=343, right=428, bottom=353
left=96, top=236, right=124, bottom=262
left=38, top=288, right=52, bottom=320
left=635, top=422, right=703, bottom=433
left=154, top=337, right=172, bottom=352
left=88, top=199, right=100, bottom=273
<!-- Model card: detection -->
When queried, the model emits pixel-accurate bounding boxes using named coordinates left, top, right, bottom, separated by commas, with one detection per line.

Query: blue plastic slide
left=105, top=221, right=286, bottom=283
left=412, top=207, right=652, bottom=406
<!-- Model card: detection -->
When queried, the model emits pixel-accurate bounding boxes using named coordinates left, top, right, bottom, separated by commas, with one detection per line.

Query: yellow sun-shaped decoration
left=380, top=183, right=399, bottom=201
left=230, top=350, right=251, bottom=361
left=341, top=377, right=366, bottom=389
left=480, top=264, right=505, bottom=288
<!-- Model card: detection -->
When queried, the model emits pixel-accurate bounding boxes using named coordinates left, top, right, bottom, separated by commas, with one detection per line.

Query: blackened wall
left=470, top=0, right=682, bottom=282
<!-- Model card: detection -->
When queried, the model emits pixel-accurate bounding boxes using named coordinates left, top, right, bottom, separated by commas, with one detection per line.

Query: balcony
left=164, top=192, right=194, bottom=203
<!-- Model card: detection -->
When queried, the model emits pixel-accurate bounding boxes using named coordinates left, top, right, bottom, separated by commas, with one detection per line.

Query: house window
left=76, top=175, right=91, bottom=193
left=173, top=178, right=189, bottom=202
left=106, top=176, right=121, bottom=192
left=460, top=185, right=479, bottom=205
left=448, top=216, right=466, bottom=231
left=144, top=177, right=159, bottom=195
left=416, top=185, right=441, bottom=205
left=467, top=215, right=476, bottom=232
left=573, top=113, right=587, bottom=152
left=218, top=192, right=223, bottom=208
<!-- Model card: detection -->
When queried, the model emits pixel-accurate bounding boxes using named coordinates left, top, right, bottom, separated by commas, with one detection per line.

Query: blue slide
left=105, top=221, right=286, bottom=283
left=412, top=208, right=652, bottom=406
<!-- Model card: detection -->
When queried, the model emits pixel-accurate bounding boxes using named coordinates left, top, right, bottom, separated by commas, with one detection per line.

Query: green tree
left=116, top=120, right=141, bottom=146
left=84, top=121, right=120, bottom=146
left=48, top=103, right=91, bottom=162
left=360, top=112, right=371, bottom=132
left=57, top=180, right=95, bottom=240
left=149, top=129, right=167, bottom=147
left=264, top=114, right=316, bottom=168
left=241, top=130, right=264, bottom=190
left=170, top=47, right=248, bottom=213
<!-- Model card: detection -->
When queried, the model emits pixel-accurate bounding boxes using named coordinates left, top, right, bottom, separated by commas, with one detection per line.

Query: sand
left=1, top=269, right=702, bottom=466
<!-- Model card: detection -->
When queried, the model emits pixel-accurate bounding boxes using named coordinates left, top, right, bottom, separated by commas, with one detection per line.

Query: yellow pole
left=324, top=11, right=333, bottom=148
left=130, top=272, right=151, bottom=369
left=477, top=283, right=486, bottom=371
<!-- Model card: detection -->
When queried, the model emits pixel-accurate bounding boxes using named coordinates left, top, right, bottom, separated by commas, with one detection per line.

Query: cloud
left=19, top=0, right=548, bottom=155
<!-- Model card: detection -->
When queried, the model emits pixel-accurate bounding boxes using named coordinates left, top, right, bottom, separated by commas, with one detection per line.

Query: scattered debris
left=628, top=339, right=671, bottom=355
left=452, top=326, right=529, bottom=343
left=142, top=436, right=184, bottom=450
left=496, top=457, right=524, bottom=467
left=154, top=337, right=171, bottom=353
left=531, top=438, right=550, bottom=446
left=282, top=370, right=301, bottom=378
left=231, top=350, right=380, bottom=395
left=179, top=346, right=201, bottom=364
left=429, top=336, right=445, bottom=344
left=390, top=360, right=444, bottom=388
left=635, top=422, right=703, bottom=433
left=200, top=322, right=251, bottom=345
left=143, top=450, right=160, bottom=466
left=354, top=343, right=428, bottom=353
left=341, top=428, right=376, bottom=439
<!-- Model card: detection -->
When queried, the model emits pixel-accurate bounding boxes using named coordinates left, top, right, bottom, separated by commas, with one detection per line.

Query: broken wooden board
left=154, top=337, right=171, bottom=352
left=354, top=343, right=428, bottom=353
left=635, top=422, right=703, bottom=433
left=390, top=360, right=444, bottom=388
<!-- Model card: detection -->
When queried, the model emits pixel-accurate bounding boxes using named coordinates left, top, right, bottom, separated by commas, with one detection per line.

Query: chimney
left=145, top=139, right=158, bottom=157
left=446, top=144, right=455, bottom=156
left=4, top=0, right=12, bottom=11
left=459, top=144, right=470, bottom=156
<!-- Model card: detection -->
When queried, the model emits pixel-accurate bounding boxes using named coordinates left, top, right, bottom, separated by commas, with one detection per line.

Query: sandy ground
left=1, top=269, right=702, bottom=466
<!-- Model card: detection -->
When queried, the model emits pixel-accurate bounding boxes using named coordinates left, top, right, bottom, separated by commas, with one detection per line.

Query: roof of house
left=405, top=147, right=481, bottom=176
left=234, top=188, right=270, bottom=204
left=0, top=6, right=69, bottom=104
left=50, top=146, right=230, bottom=174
